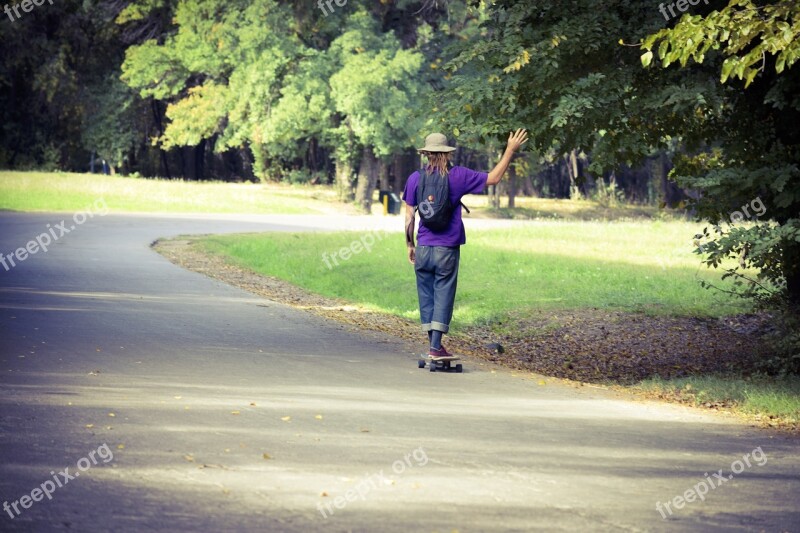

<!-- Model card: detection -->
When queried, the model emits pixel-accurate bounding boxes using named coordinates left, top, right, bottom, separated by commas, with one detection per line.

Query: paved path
left=0, top=211, right=798, bottom=532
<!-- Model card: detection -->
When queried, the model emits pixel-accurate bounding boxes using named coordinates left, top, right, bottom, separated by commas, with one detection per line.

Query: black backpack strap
left=415, top=168, right=427, bottom=213
left=460, top=201, right=470, bottom=214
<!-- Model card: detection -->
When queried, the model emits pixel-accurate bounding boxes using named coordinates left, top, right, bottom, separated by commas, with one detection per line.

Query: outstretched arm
left=487, top=129, right=528, bottom=186
left=405, top=203, right=416, bottom=264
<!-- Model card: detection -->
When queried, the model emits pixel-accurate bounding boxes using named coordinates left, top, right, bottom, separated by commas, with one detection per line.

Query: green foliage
left=641, top=0, right=800, bottom=371
left=119, top=0, right=429, bottom=181
left=162, top=82, right=229, bottom=149
left=439, top=0, right=720, bottom=170
left=81, top=74, right=141, bottom=168
left=329, top=11, right=426, bottom=157
left=0, top=0, right=117, bottom=170
left=642, top=0, right=800, bottom=87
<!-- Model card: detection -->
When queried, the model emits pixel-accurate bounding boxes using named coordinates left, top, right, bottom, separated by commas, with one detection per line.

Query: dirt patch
left=470, top=309, right=768, bottom=384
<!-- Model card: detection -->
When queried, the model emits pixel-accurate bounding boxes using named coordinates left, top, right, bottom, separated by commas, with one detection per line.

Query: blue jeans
left=414, top=246, right=460, bottom=333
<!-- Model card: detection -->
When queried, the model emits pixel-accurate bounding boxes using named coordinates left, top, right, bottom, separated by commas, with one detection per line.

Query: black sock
left=430, top=330, right=443, bottom=350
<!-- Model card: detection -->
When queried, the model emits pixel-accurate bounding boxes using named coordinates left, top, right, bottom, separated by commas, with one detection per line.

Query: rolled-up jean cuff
left=431, top=321, right=449, bottom=333
left=421, top=323, right=432, bottom=332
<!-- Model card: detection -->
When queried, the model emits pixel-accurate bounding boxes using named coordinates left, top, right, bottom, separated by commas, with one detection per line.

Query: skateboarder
left=404, top=129, right=528, bottom=358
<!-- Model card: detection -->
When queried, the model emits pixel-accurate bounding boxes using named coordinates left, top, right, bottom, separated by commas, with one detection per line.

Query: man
left=404, top=129, right=528, bottom=357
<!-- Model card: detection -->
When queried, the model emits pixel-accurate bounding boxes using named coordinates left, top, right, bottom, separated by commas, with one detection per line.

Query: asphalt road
left=0, top=211, right=798, bottom=532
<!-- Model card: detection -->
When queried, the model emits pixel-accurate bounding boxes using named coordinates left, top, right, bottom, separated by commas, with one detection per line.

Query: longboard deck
left=418, top=354, right=463, bottom=373
left=428, top=355, right=460, bottom=362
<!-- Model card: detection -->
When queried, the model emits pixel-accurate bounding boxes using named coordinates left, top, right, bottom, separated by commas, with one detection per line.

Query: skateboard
left=418, top=355, right=463, bottom=373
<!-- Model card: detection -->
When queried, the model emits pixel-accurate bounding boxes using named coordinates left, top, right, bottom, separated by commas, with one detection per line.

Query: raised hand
left=506, top=128, right=528, bottom=153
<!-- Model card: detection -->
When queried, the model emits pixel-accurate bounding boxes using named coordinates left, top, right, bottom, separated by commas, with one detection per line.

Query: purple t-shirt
left=403, top=166, right=488, bottom=246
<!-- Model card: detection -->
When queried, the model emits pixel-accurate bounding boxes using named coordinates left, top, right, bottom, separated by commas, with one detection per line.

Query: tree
left=0, top=0, right=129, bottom=170
left=121, top=0, right=307, bottom=180
left=328, top=11, right=426, bottom=211
left=437, top=0, right=726, bottom=207
left=81, top=74, right=143, bottom=174
left=641, top=0, right=800, bottom=312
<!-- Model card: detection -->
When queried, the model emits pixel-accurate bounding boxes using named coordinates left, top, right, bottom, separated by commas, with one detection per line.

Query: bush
left=593, top=178, right=625, bottom=208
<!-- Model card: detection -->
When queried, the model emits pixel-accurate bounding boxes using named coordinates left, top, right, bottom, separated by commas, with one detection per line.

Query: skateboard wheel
left=418, top=359, right=425, bottom=369
left=455, top=364, right=463, bottom=373
left=429, top=363, right=436, bottom=372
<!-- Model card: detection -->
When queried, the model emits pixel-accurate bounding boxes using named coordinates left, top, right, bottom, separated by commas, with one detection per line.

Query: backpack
left=415, top=167, right=469, bottom=232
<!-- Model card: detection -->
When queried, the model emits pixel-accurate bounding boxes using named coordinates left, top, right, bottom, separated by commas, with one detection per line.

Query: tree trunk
left=378, top=156, right=390, bottom=191
left=489, top=184, right=500, bottom=209
left=568, top=149, right=581, bottom=200
left=785, top=243, right=800, bottom=307
left=151, top=99, right=171, bottom=179
left=354, top=146, right=379, bottom=214
left=657, top=152, right=679, bottom=207
left=239, top=147, right=253, bottom=180
left=194, top=139, right=206, bottom=181
left=391, top=155, right=404, bottom=194
left=393, top=150, right=417, bottom=194
left=507, top=163, right=518, bottom=208
left=250, top=142, right=272, bottom=182
left=488, top=147, right=500, bottom=208
left=335, top=156, right=355, bottom=202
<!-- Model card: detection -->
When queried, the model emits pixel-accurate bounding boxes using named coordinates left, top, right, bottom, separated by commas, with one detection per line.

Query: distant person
left=404, top=129, right=528, bottom=358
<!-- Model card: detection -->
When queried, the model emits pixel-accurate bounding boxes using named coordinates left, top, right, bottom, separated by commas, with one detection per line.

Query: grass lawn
left=0, top=171, right=343, bottom=214
left=197, top=220, right=749, bottom=327
left=636, top=375, right=800, bottom=427
left=4, top=170, right=674, bottom=221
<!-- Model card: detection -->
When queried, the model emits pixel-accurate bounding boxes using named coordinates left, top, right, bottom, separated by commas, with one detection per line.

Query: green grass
left=465, top=195, right=665, bottom=221
left=197, top=220, right=750, bottom=329
left=0, top=171, right=343, bottom=214
left=637, top=375, right=800, bottom=426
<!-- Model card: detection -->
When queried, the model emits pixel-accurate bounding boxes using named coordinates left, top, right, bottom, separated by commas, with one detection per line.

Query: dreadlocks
left=422, top=152, right=452, bottom=177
